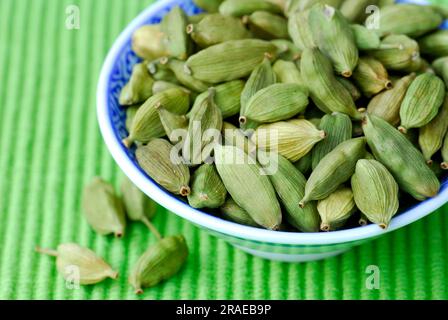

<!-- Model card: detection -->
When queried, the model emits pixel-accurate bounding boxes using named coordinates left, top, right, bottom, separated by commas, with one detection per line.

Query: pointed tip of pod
left=341, top=70, right=352, bottom=78
left=320, top=223, right=331, bottom=232
left=427, top=159, right=433, bottom=166
left=299, top=200, right=307, bottom=208
left=159, top=56, right=169, bottom=65
left=122, top=137, right=134, bottom=149
left=135, top=288, right=144, bottom=295
left=114, top=231, right=124, bottom=238
left=239, top=116, right=247, bottom=125
left=108, top=270, right=119, bottom=280
left=359, top=219, right=368, bottom=226
left=319, top=130, right=326, bottom=139
left=379, top=223, right=388, bottom=230
left=441, top=162, right=448, bottom=170
left=242, top=15, right=250, bottom=25
left=180, top=185, right=191, bottom=197
left=358, top=107, right=367, bottom=113
left=385, top=81, right=393, bottom=90
left=186, top=24, right=194, bottom=34
left=398, top=126, right=408, bottom=134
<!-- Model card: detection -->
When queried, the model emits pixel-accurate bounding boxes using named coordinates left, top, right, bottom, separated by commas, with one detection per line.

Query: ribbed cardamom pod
left=351, top=24, right=381, bottom=51
left=362, top=114, right=440, bottom=200
left=240, top=83, right=309, bottom=124
left=186, top=39, right=276, bottom=83
left=132, top=25, right=169, bottom=60
left=119, top=63, right=154, bottom=106
left=351, top=159, right=399, bottom=229
left=419, top=30, right=448, bottom=58
left=367, top=73, right=416, bottom=126
left=267, top=154, right=320, bottom=232
left=251, top=119, right=326, bottom=162
left=219, top=197, right=259, bottom=227
left=433, top=57, right=448, bottom=88
left=83, top=177, right=126, bottom=237
left=271, top=40, right=301, bottom=61
left=183, top=88, right=223, bottom=166
left=288, top=10, right=315, bottom=50
left=300, top=137, right=366, bottom=207
left=129, top=235, right=188, bottom=294
left=352, top=57, right=392, bottom=97
left=311, top=113, right=352, bottom=169
left=340, top=0, right=376, bottom=23
left=294, top=152, right=313, bottom=176
left=308, top=4, right=358, bottom=77
left=188, top=164, right=227, bottom=209
left=152, top=80, right=190, bottom=95
left=193, top=0, right=223, bottom=12
left=399, top=73, right=446, bottom=133
left=419, top=95, right=448, bottom=164
left=336, top=77, right=361, bottom=101
left=136, top=139, right=191, bottom=196
left=244, top=11, right=289, bottom=40
left=317, top=187, right=356, bottom=231
left=301, top=48, right=361, bottom=119
left=165, top=59, right=210, bottom=92
left=161, top=6, right=191, bottom=60
left=214, top=144, right=282, bottom=230
left=36, top=244, right=118, bottom=285
left=370, top=35, right=421, bottom=72
left=121, top=176, right=157, bottom=223
left=441, top=133, right=448, bottom=170
left=366, top=4, right=443, bottom=38
left=189, top=80, right=244, bottom=119
left=156, top=106, right=188, bottom=144
left=124, top=88, right=190, bottom=147
left=125, top=105, right=139, bottom=132
left=219, top=0, right=283, bottom=17
left=273, top=60, right=307, bottom=92
left=187, top=14, right=251, bottom=48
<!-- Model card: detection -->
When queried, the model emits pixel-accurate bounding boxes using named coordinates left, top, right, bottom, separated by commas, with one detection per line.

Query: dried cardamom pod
left=219, top=197, right=259, bottom=227
left=419, top=30, right=448, bottom=58
left=251, top=119, right=326, bottom=162
left=309, top=4, right=358, bottom=77
left=366, top=4, right=443, bottom=38
left=362, top=114, right=440, bottom=200
left=399, top=73, right=445, bottom=133
left=301, top=48, right=361, bottom=119
left=188, top=164, right=227, bottom=209
left=156, top=106, right=188, bottom=144
left=351, top=159, right=399, bottom=229
left=123, top=88, right=190, bottom=147
left=273, top=60, right=307, bottom=92
left=219, top=0, right=283, bottom=17
left=136, top=139, right=190, bottom=196
left=352, top=57, right=392, bottom=97
left=340, top=0, right=376, bottom=23
left=300, top=137, right=366, bottom=207
left=129, top=235, right=188, bottom=294
left=288, top=10, right=315, bottom=50
left=186, top=39, right=277, bottom=83
left=193, top=0, right=224, bottom=12
left=152, top=80, right=190, bottom=95
left=367, top=73, right=416, bottom=126
left=83, top=177, right=126, bottom=237
left=125, top=105, right=139, bottom=132
left=351, top=24, right=383, bottom=51
left=317, top=187, right=356, bottom=231
left=165, top=59, right=210, bottom=92
left=244, top=11, right=289, bottom=40
left=336, top=77, right=361, bottom=101
left=240, top=83, right=309, bottom=124
left=271, top=40, right=301, bottom=61
left=311, top=113, right=352, bottom=169
left=433, top=57, right=448, bottom=88
left=36, top=243, right=118, bottom=285
left=132, top=25, right=169, bottom=60
left=419, top=95, right=448, bottom=164
left=119, top=63, right=154, bottom=106
left=161, top=6, right=191, bottom=60
left=187, top=14, right=251, bottom=48
left=214, top=144, right=282, bottom=230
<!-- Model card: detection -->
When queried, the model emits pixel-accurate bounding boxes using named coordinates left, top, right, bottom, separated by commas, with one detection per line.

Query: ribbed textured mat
left=0, top=0, right=448, bottom=300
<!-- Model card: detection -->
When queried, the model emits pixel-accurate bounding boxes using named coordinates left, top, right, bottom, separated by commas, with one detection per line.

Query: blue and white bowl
left=97, top=0, right=448, bottom=262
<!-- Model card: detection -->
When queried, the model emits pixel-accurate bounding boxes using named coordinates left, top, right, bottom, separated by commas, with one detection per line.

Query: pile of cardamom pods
left=119, top=0, right=448, bottom=233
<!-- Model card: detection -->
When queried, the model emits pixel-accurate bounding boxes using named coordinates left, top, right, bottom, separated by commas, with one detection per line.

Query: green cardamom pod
left=251, top=119, right=326, bottom=162
left=219, top=197, right=259, bottom=227
left=193, top=0, right=224, bottom=12
left=147, top=60, right=180, bottom=83
left=219, top=0, right=283, bottom=17
left=36, top=243, right=118, bottom=285
left=441, top=132, right=448, bottom=170
left=240, top=83, right=309, bottom=124
left=121, top=176, right=157, bottom=224
left=433, top=57, right=448, bottom=88
left=362, top=114, right=440, bottom=200
left=287, top=10, right=315, bottom=50
left=222, top=122, right=256, bottom=156
left=165, top=59, right=210, bottom=92
left=129, top=235, right=188, bottom=294
left=214, top=144, right=282, bottom=230
left=336, top=77, right=361, bottom=101
left=399, top=73, right=445, bottom=133
left=340, top=0, right=377, bottom=23
left=152, top=80, right=190, bottom=95
left=188, top=164, right=227, bottom=209
left=352, top=57, right=392, bottom=97
left=136, top=139, right=191, bottom=196
left=244, top=11, right=289, bottom=40
left=301, top=48, right=361, bottom=119
left=187, top=14, right=251, bottom=48
left=273, top=60, right=307, bottom=92
left=366, top=4, right=443, bottom=38
left=132, top=25, right=169, bottom=60
left=271, top=39, right=301, bottom=61
left=311, top=113, right=352, bottom=169
left=351, top=24, right=380, bottom=51
left=124, top=88, right=190, bottom=147
left=161, top=6, right=191, bottom=60
left=419, top=95, right=448, bottom=164
left=188, top=13, right=210, bottom=24
left=82, top=177, right=126, bottom=237
left=317, top=187, right=356, bottom=231
left=309, top=4, right=358, bottom=77
left=300, top=137, right=366, bottom=207
left=419, top=30, right=448, bottom=58
left=183, top=88, right=223, bottom=166
left=285, top=0, right=342, bottom=16
left=125, top=105, right=139, bottom=132
left=156, top=106, right=188, bottom=144
left=367, top=73, right=416, bottom=126
left=119, top=63, right=154, bottom=106
left=351, top=159, right=399, bottom=229
left=186, top=39, right=277, bottom=83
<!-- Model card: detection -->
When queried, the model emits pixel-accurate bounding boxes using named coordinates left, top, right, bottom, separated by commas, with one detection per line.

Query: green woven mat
left=1, top=0, right=448, bottom=300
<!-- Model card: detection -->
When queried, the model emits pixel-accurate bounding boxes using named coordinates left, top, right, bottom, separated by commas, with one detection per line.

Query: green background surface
left=1, top=0, right=448, bottom=300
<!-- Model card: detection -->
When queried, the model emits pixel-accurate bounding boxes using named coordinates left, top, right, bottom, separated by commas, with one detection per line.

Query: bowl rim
left=97, top=0, right=448, bottom=246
